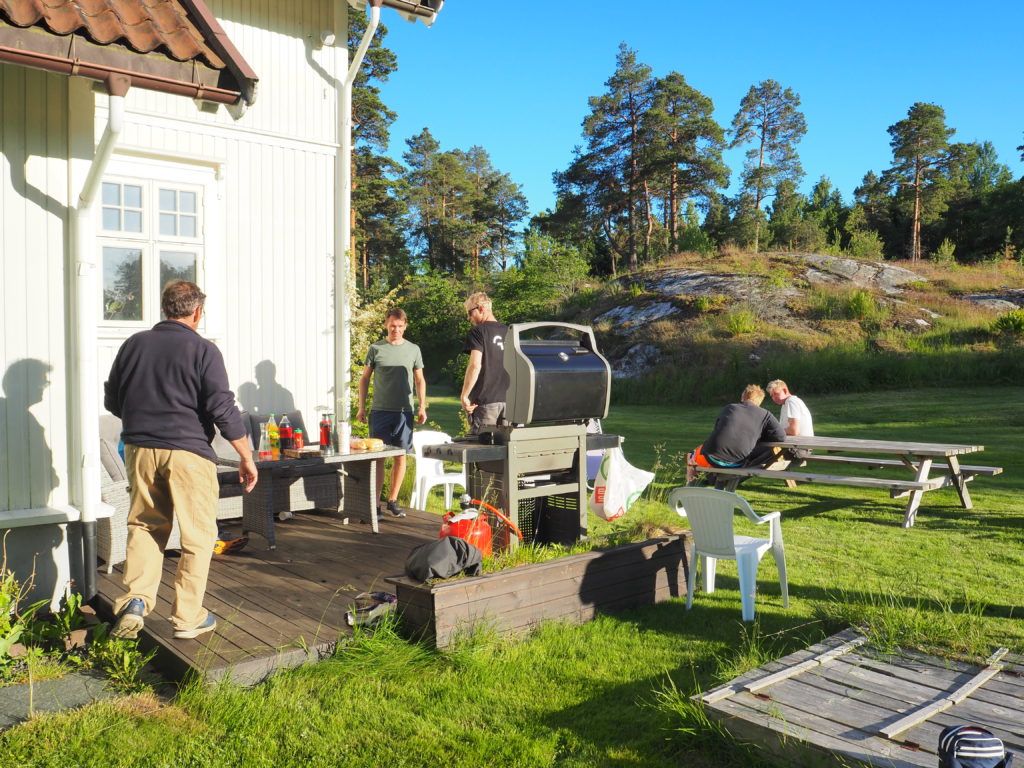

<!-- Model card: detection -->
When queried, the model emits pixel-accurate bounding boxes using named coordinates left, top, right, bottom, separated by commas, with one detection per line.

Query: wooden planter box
left=386, top=534, right=691, bottom=648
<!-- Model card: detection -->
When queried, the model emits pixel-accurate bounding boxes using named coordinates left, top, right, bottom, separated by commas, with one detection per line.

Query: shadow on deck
left=95, top=507, right=440, bottom=685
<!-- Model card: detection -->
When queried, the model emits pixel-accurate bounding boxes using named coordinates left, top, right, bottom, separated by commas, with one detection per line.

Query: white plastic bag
left=588, top=446, right=654, bottom=521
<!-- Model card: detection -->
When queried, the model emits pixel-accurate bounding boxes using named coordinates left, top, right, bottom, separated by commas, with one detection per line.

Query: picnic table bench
left=693, top=435, right=1002, bottom=528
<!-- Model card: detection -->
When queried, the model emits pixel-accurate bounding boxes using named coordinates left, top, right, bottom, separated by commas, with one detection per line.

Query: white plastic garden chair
left=668, top=486, right=788, bottom=622
left=410, top=430, right=466, bottom=511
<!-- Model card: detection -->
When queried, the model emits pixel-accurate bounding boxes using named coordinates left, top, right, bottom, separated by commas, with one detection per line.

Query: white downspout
left=335, top=0, right=382, bottom=451
left=73, top=74, right=129, bottom=600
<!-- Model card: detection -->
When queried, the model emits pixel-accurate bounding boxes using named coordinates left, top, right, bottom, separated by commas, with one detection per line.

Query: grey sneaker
left=386, top=500, right=406, bottom=518
left=173, top=612, right=217, bottom=640
left=111, top=597, right=145, bottom=639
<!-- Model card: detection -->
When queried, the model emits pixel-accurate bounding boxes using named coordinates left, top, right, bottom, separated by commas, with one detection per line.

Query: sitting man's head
left=766, top=379, right=790, bottom=405
left=741, top=384, right=766, bottom=406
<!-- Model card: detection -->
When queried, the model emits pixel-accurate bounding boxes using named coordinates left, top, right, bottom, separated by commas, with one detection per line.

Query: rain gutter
left=335, top=0, right=383, bottom=451
left=73, top=74, right=129, bottom=601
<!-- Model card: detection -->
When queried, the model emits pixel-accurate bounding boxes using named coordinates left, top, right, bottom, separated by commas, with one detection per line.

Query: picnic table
left=696, top=435, right=1002, bottom=528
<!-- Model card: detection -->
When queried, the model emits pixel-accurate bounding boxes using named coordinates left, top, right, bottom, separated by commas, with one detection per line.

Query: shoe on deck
left=386, top=500, right=406, bottom=518
left=111, top=597, right=145, bottom=640
left=214, top=535, right=249, bottom=555
left=173, top=613, right=217, bottom=640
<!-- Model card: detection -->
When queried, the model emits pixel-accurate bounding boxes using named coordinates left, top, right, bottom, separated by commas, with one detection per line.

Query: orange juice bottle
left=267, top=413, right=280, bottom=460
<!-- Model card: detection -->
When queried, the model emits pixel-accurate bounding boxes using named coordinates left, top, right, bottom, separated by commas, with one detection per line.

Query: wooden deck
left=95, top=506, right=441, bottom=685
left=698, top=628, right=1024, bottom=767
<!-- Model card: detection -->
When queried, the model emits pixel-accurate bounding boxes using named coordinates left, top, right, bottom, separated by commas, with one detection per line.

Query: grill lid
left=503, top=322, right=611, bottom=425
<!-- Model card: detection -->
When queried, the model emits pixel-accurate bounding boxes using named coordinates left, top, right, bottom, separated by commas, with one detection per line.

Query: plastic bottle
left=257, top=423, right=273, bottom=461
left=320, top=413, right=333, bottom=454
left=266, top=413, right=280, bottom=460
left=279, top=414, right=293, bottom=453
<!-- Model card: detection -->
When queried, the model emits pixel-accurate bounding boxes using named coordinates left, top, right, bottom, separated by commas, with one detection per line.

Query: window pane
left=179, top=191, right=197, bottom=214
left=102, top=208, right=121, bottom=231
left=160, top=251, right=196, bottom=286
left=102, top=246, right=143, bottom=321
left=159, top=213, right=177, bottom=236
left=124, top=185, right=143, bottom=209
left=124, top=210, right=143, bottom=233
left=180, top=215, right=197, bottom=238
left=102, top=182, right=120, bottom=206
left=159, top=188, right=177, bottom=212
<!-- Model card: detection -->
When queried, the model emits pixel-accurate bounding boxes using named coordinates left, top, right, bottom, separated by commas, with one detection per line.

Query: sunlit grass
left=4, top=386, right=1022, bottom=767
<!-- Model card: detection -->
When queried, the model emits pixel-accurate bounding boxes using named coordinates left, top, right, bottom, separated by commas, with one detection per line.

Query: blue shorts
left=370, top=411, right=414, bottom=451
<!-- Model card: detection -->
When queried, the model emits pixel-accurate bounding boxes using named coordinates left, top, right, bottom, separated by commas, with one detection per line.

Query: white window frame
left=97, top=156, right=223, bottom=342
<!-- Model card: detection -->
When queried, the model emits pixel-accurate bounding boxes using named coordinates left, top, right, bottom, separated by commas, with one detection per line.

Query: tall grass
left=614, top=343, right=1024, bottom=405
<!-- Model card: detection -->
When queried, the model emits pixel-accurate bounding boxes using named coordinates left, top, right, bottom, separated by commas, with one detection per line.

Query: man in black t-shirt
left=702, top=384, right=786, bottom=468
left=460, top=292, right=510, bottom=435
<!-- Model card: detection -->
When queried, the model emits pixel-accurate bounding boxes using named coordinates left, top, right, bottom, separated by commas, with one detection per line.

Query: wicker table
left=217, top=446, right=405, bottom=548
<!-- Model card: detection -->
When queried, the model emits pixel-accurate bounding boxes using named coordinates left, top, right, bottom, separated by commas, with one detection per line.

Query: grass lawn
left=3, top=387, right=1022, bottom=767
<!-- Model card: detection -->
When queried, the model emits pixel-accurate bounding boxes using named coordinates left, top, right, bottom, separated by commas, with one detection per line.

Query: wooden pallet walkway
left=697, top=628, right=1024, bottom=767
left=95, top=507, right=440, bottom=685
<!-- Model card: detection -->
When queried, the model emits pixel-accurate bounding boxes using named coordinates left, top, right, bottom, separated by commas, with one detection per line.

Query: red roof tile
left=0, top=0, right=222, bottom=66
left=0, top=0, right=257, bottom=104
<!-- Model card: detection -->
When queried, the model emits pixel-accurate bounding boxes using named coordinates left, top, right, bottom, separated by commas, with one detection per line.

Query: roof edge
left=0, top=23, right=242, bottom=104
left=181, top=0, right=259, bottom=106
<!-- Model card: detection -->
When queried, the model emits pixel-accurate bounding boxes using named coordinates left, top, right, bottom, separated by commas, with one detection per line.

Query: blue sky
left=375, top=1, right=1024, bottom=218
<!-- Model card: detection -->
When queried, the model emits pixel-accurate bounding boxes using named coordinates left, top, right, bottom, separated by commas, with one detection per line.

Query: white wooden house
left=0, top=0, right=441, bottom=609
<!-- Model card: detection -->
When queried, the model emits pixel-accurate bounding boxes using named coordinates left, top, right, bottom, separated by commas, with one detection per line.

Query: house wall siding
left=0, top=65, right=71, bottom=511
left=95, top=0, right=343, bottom=437
left=2, top=0, right=350, bottom=608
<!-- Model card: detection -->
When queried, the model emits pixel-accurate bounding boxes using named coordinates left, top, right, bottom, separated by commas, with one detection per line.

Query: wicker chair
left=96, top=416, right=245, bottom=573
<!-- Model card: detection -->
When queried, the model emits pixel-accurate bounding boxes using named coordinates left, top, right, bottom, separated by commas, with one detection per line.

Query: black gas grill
left=423, top=322, right=619, bottom=546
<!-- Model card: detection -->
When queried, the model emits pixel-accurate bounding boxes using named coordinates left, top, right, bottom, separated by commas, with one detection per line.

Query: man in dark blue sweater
left=104, top=281, right=257, bottom=641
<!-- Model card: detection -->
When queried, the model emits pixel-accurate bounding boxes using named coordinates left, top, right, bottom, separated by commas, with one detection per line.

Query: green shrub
left=844, top=289, right=877, bottom=321
left=992, top=309, right=1024, bottom=335
left=931, top=238, right=957, bottom=264
left=726, top=308, right=756, bottom=336
left=692, top=294, right=726, bottom=314
left=846, top=229, right=885, bottom=260
left=676, top=225, right=716, bottom=256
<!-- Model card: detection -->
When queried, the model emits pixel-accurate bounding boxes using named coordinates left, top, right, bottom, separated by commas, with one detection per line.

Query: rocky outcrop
left=792, top=253, right=926, bottom=294
left=962, top=289, right=1024, bottom=312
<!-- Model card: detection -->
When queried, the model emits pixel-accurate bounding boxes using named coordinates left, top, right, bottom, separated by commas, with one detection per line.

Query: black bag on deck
left=404, top=537, right=482, bottom=582
left=938, top=725, right=1014, bottom=768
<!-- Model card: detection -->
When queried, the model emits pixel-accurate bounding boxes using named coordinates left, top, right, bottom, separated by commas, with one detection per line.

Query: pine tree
left=349, top=12, right=400, bottom=285
left=580, top=43, right=657, bottom=271
left=642, top=72, right=727, bottom=252
left=729, top=80, right=807, bottom=252
left=884, top=102, right=954, bottom=262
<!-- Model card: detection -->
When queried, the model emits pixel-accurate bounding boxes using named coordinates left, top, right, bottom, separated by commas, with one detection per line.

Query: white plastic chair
left=668, top=487, right=788, bottom=622
left=410, top=431, right=466, bottom=511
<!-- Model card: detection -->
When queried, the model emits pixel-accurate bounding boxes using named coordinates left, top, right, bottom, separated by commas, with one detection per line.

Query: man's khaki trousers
left=113, top=445, right=218, bottom=633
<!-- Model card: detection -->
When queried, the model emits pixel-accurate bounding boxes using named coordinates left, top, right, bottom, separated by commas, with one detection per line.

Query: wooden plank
left=770, top=436, right=984, bottom=456
left=696, top=628, right=865, bottom=704
left=806, top=455, right=1003, bottom=475
left=704, top=466, right=943, bottom=491
left=794, top=664, right=1024, bottom=751
left=705, top=689, right=932, bottom=768
left=742, top=635, right=869, bottom=694
left=880, top=648, right=1009, bottom=738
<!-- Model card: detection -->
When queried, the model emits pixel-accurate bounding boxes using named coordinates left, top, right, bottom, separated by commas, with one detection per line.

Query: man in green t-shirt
left=356, top=308, right=427, bottom=517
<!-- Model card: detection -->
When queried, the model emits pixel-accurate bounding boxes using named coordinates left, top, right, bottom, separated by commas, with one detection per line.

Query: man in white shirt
left=766, top=379, right=813, bottom=436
